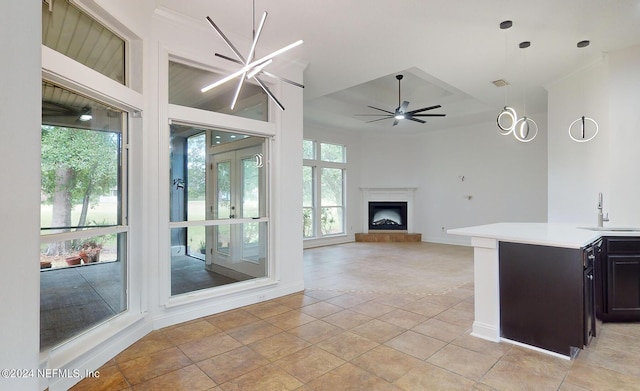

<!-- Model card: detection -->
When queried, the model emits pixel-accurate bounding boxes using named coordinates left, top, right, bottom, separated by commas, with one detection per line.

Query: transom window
left=42, top=0, right=126, bottom=84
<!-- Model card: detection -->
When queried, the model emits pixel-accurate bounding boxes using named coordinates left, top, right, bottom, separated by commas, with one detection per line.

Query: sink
left=578, top=227, right=640, bottom=232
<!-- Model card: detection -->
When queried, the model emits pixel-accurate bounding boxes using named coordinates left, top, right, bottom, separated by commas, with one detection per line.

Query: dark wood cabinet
left=598, top=237, right=640, bottom=321
left=499, top=241, right=589, bottom=357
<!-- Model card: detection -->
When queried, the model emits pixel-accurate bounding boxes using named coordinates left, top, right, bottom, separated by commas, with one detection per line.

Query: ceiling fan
left=356, top=74, right=446, bottom=126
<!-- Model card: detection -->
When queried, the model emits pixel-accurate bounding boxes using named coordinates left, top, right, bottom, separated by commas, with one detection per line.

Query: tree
left=186, top=133, right=206, bottom=200
left=41, top=125, right=119, bottom=255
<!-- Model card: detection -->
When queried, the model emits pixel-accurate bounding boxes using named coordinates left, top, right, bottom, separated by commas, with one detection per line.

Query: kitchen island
left=448, top=222, right=640, bottom=358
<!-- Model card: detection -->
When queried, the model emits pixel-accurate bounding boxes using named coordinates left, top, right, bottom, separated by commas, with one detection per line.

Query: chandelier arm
left=254, top=76, right=284, bottom=111
left=202, top=40, right=303, bottom=93
left=247, top=12, right=268, bottom=63
left=215, top=53, right=244, bottom=65
left=260, top=71, right=304, bottom=88
left=206, top=16, right=247, bottom=63
left=230, top=72, right=247, bottom=110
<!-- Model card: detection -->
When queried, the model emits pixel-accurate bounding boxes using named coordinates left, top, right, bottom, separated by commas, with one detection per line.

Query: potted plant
left=65, top=255, right=82, bottom=266
left=79, top=241, right=102, bottom=263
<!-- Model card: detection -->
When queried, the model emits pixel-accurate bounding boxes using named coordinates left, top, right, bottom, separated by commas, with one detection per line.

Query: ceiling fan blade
left=393, top=119, right=400, bottom=126
left=406, top=105, right=442, bottom=115
left=408, top=117, right=427, bottom=124
left=355, top=114, right=391, bottom=116
left=365, top=117, right=393, bottom=123
left=399, top=101, right=409, bottom=113
left=412, top=113, right=447, bottom=117
left=367, top=106, right=395, bottom=115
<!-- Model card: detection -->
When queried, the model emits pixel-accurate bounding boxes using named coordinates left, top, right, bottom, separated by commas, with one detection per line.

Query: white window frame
left=303, top=140, right=347, bottom=239
left=40, top=5, right=144, bottom=369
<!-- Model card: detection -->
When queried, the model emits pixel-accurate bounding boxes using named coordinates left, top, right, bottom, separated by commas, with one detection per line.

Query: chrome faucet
left=597, top=192, right=609, bottom=227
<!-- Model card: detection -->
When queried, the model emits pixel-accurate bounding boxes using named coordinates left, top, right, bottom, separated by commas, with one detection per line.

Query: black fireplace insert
left=368, top=201, right=408, bottom=231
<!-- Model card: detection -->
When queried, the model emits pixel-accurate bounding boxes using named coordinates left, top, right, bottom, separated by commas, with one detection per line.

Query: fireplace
left=368, top=201, right=408, bottom=231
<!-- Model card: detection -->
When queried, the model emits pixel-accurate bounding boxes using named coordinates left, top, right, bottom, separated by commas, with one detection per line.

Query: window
left=169, top=124, right=269, bottom=296
left=169, top=60, right=268, bottom=121
left=42, top=0, right=126, bottom=84
left=40, top=81, right=128, bottom=350
left=303, top=141, right=346, bottom=238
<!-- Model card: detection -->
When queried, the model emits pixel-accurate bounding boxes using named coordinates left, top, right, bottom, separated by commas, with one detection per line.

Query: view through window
left=40, top=81, right=128, bottom=350
left=169, top=124, right=269, bottom=296
left=303, top=140, right=346, bottom=238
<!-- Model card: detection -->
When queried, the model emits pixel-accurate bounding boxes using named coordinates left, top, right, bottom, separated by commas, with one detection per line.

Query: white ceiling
left=159, top=0, right=640, bottom=133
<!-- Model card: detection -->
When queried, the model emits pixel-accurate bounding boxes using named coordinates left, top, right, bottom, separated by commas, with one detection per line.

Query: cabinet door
left=608, top=255, right=640, bottom=315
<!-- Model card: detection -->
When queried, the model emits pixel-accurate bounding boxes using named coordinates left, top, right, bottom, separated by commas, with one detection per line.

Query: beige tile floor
left=71, top=242, right=640, bottom=390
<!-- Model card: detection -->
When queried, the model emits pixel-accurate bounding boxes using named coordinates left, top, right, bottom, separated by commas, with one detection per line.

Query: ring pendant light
left=513, top=41, right=538, bottom=143
left=496, top=20, right=517, bottom=135
left=568, top=40, right=599, bottom=142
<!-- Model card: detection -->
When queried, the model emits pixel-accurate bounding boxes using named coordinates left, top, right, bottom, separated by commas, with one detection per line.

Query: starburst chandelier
left=201, top=0, right=304, bottom=111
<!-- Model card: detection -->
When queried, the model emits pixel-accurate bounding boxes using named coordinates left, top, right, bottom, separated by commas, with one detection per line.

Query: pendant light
left=568, top=40, right=599, bottom=142
left=496, top=20, right=517, bottom=135
left=201, top=0, right=304, bottom=111
left=513, top=41, right=538, bottom=143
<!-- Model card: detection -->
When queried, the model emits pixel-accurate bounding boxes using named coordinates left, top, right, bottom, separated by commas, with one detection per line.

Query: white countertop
left=448, top=223, right=640, bottom=249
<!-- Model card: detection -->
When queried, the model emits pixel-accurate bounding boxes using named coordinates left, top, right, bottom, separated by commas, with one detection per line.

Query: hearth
left=368, top=201, right=408, bottom=231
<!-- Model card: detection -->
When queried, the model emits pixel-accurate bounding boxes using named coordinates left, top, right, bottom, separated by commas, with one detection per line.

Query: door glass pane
left=187, top=134, right=206, bottom=221
left=217, top=161, right=231, bottom=220
left=242, top=157, right=260, bottom=218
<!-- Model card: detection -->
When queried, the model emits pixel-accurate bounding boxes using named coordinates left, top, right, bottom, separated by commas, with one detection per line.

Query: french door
left=208, top=144, right=267, bottom=277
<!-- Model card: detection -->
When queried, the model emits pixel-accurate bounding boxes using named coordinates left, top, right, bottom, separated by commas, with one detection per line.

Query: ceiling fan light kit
left=355, top=74, right=446, bottom=126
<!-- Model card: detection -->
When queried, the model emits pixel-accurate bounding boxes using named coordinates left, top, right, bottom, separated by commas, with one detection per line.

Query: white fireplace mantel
left=360, top=187, right=416, bottom=233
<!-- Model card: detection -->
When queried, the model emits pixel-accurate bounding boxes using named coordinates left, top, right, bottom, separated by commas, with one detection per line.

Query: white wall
left=354, top=118, right=548, bottom=245
left=418, top=118, right=548, bottom=244
left=0, top=2, right=41, bottom=390
left=547, top=57, right=609, bottom=225
left=304, top=115, right=549, bottom=247
left=547, top=44, right=640, bottom=226
left=608, top=45, right=640, bottom=226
